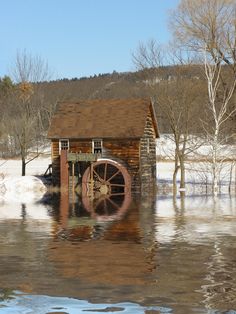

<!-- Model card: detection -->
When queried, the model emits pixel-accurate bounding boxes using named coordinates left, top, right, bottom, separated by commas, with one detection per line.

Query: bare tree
left=203, top=49, right=236, bottom=195
left=133, top=41, right=204, bottom=193
left=4, top=51, right=51, bottom=176
left=156, top=67, right=204, bottom=194
left=133, top=39, right=164, bottom=70
left=2, top=110, right=38, bottom=175
left=171, top=0, right=236, bottom=67
left=171, top=0, right=236, bottom=195
left=12, top=50, right=49, bottom=83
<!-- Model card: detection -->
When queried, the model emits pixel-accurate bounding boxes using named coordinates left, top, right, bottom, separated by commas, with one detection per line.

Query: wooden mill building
left=47, top=98, right=159, bottom=202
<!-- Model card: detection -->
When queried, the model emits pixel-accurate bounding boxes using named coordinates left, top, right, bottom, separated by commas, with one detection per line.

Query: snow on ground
left=0, top=149, right=51, bottom=176
left=0, top=136, right=235, bottom=204
left=0, top=158, right=51, bottom=176
left=157, top=160, right=235, bottom=183
left=156, top=134, right=236, bottom=160
left=156, top=134, right=236, bottom=194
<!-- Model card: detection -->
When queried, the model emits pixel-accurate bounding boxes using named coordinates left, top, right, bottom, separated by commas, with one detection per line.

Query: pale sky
left=0, top=0, right=179, bottom=80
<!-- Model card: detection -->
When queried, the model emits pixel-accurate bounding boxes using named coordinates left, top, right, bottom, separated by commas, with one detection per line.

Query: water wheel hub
left=100, top=184, right=109, bottom=195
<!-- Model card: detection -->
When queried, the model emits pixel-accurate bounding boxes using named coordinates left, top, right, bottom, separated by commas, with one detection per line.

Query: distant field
left=0, top=156, right=51, bottom=177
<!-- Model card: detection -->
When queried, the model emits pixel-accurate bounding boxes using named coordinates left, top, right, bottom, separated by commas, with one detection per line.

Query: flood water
left=0, top=194, right=236, bottom=314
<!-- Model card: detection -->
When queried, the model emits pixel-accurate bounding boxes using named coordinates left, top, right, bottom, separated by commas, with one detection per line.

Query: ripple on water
left=0, top=292, right=173, bottom=314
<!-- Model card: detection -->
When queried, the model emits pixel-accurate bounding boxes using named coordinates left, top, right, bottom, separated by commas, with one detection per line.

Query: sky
left=0, top=0, right=179, bottom=80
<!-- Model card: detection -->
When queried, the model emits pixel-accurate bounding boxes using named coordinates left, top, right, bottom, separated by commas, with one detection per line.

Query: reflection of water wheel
left=82, top=160, right=131, bottom=221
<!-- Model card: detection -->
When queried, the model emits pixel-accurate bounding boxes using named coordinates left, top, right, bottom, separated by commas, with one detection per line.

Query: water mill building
left=47, top=98, right=159, bottom=211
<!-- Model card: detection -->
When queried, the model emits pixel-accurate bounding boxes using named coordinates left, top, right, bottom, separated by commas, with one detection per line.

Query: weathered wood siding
left=51, top=140, right=60, bottom=185
left=51, top=139, right=141, bottom=190
left=69, top=140, right=92, bottom=153
left=103, top=140, right=140, bottom=191
left=140, top=110, right=157, bottom=192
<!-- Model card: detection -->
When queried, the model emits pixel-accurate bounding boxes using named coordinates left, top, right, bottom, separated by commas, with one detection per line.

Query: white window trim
left=59, top=139, right=69, bottom=151
left=92, top=139, right=103, bottom=154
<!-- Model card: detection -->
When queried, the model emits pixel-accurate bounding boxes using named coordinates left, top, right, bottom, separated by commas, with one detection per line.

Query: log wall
left=140, top=111, right=157, bottom=193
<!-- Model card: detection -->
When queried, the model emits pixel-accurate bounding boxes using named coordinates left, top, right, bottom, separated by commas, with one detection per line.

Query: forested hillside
left=0, top=65, right=235, bottom=165
left=36, top=65, right=205, bottom=132
left=37, top=65, right=236, bottom=135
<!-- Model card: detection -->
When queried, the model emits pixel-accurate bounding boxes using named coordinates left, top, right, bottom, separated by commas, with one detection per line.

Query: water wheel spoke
left=93, top=168, right=103, bottom=182
left=104, top=162, right=108, bottom=181
left=110, top=192, right=125, bottom=196
left=94, top=197, right=104, bottom=208
left=110, top=183, right=125, bottom=187
left=107, top=197, right=120, bottom=210
left=107, top=169, right=121, bottom=182
left=103, top=199, right=109, bottom=215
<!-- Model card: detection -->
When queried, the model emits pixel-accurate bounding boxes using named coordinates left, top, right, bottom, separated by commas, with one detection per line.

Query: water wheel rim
left=82, top=159, right=131, bottom=220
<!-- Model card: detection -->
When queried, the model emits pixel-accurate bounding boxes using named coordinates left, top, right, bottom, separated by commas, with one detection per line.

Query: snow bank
left=0, top=175, right=47, bottom=203
left=0, top=152, right=50, bottom=203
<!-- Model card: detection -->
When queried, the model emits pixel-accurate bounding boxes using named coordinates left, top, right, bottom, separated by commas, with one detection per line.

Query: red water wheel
left=82, top=160, right=131, bottom=221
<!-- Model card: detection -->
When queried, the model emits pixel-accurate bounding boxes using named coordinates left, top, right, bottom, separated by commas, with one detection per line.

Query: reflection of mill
left=59, top=148, right=133, bottom=225
left=58, top=183, right=132, bottom=240
left=49, top=196, right=159, bottom=296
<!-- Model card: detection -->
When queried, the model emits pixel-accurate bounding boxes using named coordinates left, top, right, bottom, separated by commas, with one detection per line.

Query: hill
left=39, top=66, right=235, bottom=136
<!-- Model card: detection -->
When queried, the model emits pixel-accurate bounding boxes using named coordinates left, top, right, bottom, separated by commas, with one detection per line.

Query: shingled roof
left=47, top=98, right=159, bottom=139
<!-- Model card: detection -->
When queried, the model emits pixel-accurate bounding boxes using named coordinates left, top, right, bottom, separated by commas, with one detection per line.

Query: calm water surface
left=0, top=194, right=236, bottom=314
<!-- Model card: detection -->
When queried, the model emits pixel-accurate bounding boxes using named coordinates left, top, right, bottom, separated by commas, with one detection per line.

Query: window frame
left=59, top=139, right=70, bottom=151
left=92, top=139, right=103, bottom=154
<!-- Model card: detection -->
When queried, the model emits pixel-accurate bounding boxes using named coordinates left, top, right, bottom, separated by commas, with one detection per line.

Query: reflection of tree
left=201, top=239, right=236, bottom=310
left=172, top=194, right=187, bottom=240
left=0, top=288, right=15, bottom=301
left=155, top=195, right=236, bottom=310
left=21, top=203, right=27, bottom=220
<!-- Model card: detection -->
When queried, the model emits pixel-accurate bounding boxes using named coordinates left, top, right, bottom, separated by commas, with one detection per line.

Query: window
left=59, top=139, right=69, bottom=151
left=92, top=139, right=102, bottom=154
